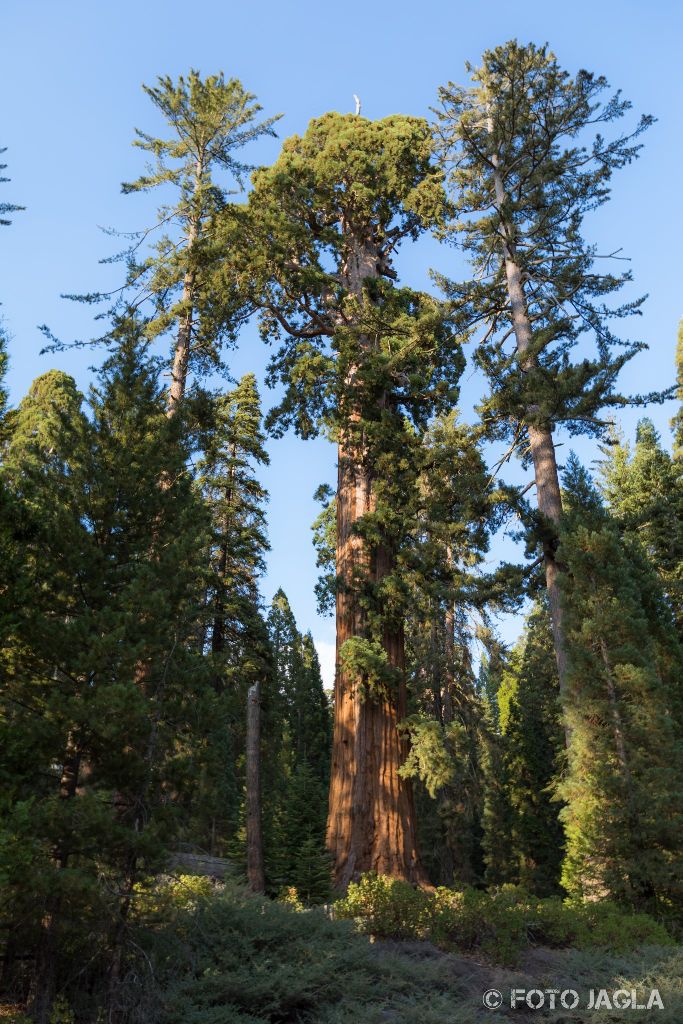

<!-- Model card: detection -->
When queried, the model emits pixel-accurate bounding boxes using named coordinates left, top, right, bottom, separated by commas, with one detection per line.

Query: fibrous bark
left=325, top=238, right=425, bottom=888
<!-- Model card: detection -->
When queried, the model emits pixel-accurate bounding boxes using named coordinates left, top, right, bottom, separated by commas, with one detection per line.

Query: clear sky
left=2, top=0, right=681, bottom=684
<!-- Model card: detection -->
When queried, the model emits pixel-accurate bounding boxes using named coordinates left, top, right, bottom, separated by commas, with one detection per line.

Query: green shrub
left=333, top=874, right=674, bottom=966
left=427, top=885, right=532, bottom=964
left=575, top=901, right=673, bottom=952
left=334, top=873, right=429, bottom=940
left=136, top=881, right=476, bottom=1023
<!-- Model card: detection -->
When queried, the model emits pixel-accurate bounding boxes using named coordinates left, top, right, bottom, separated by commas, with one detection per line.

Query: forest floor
left=367, top=938, right=683, bottom=1023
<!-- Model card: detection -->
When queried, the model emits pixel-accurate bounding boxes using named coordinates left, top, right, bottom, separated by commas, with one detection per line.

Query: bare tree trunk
left=246, top=680, right=265, bottom=893
left=490, top=152, right=569, bottom=711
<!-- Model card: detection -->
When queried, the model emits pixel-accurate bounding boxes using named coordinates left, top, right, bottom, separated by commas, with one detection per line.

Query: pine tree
left=0, top=318, right=211, bottom=1019
left=265, top=591, right=331, bottom=893
left=601, top=418, right=683, bottom=635
left=396, top=411, right=492, bottom=885
left=558, top=455, right=683, bottom=913
left=58, top=73, right=279, bottom=416
left=199, top=373, right=269, bottom=661
left=434, top=41, right=654, bottom=708
left=276, top=761, right=332, bottom=903
left=246, top=112, right=461, bottom=886
left=479, top=668, right=518, bottom=887
left=183, top=373, right=272, bottom=880
left=499, top=601, right=565, bottom=896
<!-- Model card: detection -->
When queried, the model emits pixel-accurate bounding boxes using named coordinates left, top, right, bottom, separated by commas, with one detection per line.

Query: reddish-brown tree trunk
left=325, top=232, right=426, bottom=889
left=246, top=680, right=265, bottom=893
left=326, top=437, right=426, bottom=888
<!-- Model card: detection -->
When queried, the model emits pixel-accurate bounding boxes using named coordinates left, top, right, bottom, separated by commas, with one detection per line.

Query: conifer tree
left=558, top=455, right=683, bottom=912
left=434, top=41, right=654, bottom=705
left=199, top=372, right=269, bottom=660
left=246, top=112, right=461, bottom=886
left=59, top=74, right=279, bottom=415
left=188, top=373, right=272, bottom=877
left=601, top=419, right=683, bottom=635
left=266, top=590, right=331, bottom=893
left=396, top=411, right=492, bottom=885
left=478, top=670, right=517, bottom=887
left=498, top=601, right=565, bottom=896
left=0, top=318, right=211, bottom=1019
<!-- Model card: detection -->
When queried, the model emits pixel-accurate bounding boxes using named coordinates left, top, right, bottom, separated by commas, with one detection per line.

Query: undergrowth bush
left=134, top=881, right=477, bottom=1024
left=333, top=874, right=673, bottom=965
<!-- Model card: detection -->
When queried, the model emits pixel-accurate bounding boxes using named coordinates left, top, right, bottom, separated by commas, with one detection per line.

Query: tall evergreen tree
left=0, top=319, right=211, bottom=1020
left=186, top=373, right=272, bottom=874
left=199, top=372, right=269, bottom=660
left=396, top=411, right=492, bottom=885
left=558, top=455, right=683, bottom=913
left=478, top=656, right=518, bottom=887
left=497, top=600, right=565, bottom=896
left=434, top=41, right=654, bottom=707
left=265, top=591, right=331, bottom=894
left=56, top=73, right=279, bottom=416
left=246, top=112, right=461, bottom=886
left=601, top=418, right=683, bottom=635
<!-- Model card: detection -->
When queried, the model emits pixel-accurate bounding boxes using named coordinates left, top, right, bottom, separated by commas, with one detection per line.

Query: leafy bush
left=136, top=881, right=476, bottom=1023
left=333, top=873, right=429, bottom=940
left=333, top=875, right=674, bottom=965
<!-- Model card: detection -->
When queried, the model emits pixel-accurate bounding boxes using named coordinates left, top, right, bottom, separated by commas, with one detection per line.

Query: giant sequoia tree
left=434, top=41, right=654, bottom=703
left=245, top=113, right=462, bottom=885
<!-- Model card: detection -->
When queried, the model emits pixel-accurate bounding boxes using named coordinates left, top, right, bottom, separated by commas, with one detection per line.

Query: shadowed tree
left=558, top=455, right=683, bottom=912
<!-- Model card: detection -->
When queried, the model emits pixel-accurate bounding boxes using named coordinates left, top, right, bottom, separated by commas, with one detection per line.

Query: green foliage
left=435, top=41, right=657, bottom=452
left=495, top=601, right=566, bottom=896
left=0, top=316, right=213, bottom=1012
left=245, top=112, right=465, bottom=715
left=339, top=636, right=399, bottom=699
left=600, top=417, right=683, bottom=635
left=136, top=883, right=482, bottom=1024
left=558, top=455, right=683, bottom=913
left=53, top=72, right=279, bottom=395
left=334, top=874, right=672, bottom=966
left=673, top=319, right=683, bottom=460
left=263, top=591, right=331, bottom=898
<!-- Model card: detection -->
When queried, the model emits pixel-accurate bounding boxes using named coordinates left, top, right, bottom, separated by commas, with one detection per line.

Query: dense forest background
left=1, top=5, right=683, bottom=1024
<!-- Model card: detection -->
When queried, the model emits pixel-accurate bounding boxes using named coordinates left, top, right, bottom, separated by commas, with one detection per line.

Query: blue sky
left=2, top=0, right=681, bottom=684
